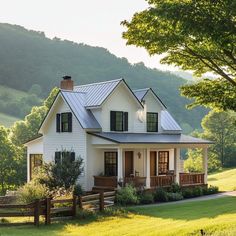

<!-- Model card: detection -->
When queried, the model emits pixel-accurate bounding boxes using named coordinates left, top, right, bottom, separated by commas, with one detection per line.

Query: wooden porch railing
left=150, top=175, right=175, bottom=187
left=179, top=173, right=205, bottom=186
left=94, top=176, right=117, bottom=188
left=124, top=177, right=146, bottom=188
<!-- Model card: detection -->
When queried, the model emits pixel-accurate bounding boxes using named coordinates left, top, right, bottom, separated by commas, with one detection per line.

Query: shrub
left=192, top=186, right=203, bottom=197
left=170, top=183, right=181, bottom=193
left=17, top=181, right=48, bottom=204
left=139, top=192, right=154, bottom=204
left=154, top=188, right=168, bottom=202
left=205, top=185, right=219, bottom=195
left=182, top=188, right=194, bottom=198
left=73, top=184, right=84, bottom=196
left=116, top=185, right=139, bottom=206
left=166, top=192, right=183, bottom=201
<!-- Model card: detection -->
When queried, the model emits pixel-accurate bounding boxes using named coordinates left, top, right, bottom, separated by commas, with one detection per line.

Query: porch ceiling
left=88, top=132, right=213, bottom=145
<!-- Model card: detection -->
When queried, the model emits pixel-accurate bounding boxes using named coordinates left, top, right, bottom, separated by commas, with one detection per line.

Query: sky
left=0, top=0, right=177, bottom=71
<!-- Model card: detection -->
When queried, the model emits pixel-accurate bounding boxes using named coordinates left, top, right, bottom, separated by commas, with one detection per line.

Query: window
left=158, top=151, right=169, bottom=175
left=110, top=111, right=128, bottom=131
left=104, top=152, right=117, bottom=176
left=147, top=112, right=158, bottom=132
left=56, top=112, right=72, bottom=132
left=30, top=154, right=43, bottom=180
left=55, top=151, right=75, bottom=164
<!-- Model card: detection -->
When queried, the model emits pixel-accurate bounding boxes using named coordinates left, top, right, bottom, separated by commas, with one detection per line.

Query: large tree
left=122, top=0, right=236, bottom=110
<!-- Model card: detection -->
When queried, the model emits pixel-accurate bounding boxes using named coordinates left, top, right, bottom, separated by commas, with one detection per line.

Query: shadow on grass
left=128, top=196, right=236, bottom=221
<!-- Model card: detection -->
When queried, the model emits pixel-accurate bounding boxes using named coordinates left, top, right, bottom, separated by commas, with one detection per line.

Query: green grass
left=0, top=197, right=236, bottom=236
left=0, top=112, right=19, bottom=127
left=208, top=168, right=236, bottom=191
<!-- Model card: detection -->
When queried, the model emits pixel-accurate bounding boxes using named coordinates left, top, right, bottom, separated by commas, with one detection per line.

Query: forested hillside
left=0, top=23, right=207, bottom=130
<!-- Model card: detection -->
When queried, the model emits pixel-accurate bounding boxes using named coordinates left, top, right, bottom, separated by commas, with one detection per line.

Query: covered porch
left=92, top=145, right=208, bottom=190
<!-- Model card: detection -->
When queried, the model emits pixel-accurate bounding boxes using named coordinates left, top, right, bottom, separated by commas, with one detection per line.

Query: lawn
left=1, top=197, right=236, bottom=236
left=208, top=168, right=236, bottom=191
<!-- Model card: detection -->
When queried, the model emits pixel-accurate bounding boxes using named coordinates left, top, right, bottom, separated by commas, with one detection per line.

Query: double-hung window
left=104, top=152, right=117, bottom=176
left=54, top=151, right=75, bottom=164
left=147, top=112, right=158, bottom=132
left=56, top=112, right=72, bottom=132
left=110, top=111, right=128, bottom=131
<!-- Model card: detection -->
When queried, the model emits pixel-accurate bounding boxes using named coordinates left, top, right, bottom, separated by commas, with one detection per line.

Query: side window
left=147, top=112, right=158, bottom=132
left=56, top=112, right=72, bottom=132
left=54, top=151, right=75, bottom=164
left=110, top=111, right=128, bottom=131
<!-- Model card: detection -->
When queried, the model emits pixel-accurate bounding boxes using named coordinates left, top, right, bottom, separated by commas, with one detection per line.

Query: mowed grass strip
left=0, top=197, right=236, bottom=236
left=208, top=168, right=236, bottom=191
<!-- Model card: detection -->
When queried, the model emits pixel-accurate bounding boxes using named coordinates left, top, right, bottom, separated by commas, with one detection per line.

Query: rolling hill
left=0, top=23, right=207, bottom=130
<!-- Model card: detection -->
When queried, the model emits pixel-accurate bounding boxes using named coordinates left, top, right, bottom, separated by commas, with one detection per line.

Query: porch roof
left=89, top=132, right=213, bottom=144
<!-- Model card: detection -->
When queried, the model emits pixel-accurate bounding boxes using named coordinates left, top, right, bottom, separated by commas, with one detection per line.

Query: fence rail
left=179, top=173, right=205, bottom=186
left=150, top=175, right=175, bottom=187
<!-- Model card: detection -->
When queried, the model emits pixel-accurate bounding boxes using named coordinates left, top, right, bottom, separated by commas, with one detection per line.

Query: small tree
left=39, top=153, right=84, bottom=191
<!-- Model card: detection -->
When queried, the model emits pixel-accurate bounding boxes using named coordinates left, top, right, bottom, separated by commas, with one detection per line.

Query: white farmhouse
left=25, top=76, right=212, bottom=191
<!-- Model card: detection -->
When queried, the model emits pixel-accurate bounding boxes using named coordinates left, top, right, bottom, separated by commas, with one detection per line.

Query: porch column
left=117, top=147, right=123, bottom=183
left=146, top=148, right=151, bottom=188
left=174, top=148, right=180, bottom=184
left=202, top=147, right=208, bottom=184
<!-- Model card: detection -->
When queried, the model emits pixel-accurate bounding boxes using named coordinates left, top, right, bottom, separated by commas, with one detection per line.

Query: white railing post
left=202, top=147, right=208, bottom=184
left=117, top=147, right=123, bottom=186
left=146, top=148, right=151, bottom=188
left=174, top=148, right=180, bottom=184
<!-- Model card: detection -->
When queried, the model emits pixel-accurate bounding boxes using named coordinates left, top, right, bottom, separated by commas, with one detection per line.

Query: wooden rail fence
left=0, top=191, right=116, bottom=226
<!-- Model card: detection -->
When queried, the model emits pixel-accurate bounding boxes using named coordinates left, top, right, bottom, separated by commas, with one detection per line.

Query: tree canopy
left=122, top=0, right=236, bottom=110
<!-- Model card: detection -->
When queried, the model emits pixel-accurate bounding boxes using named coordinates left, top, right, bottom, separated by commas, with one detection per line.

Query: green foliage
left=17, top=180, right=48, bottom=204
left=139, top=192, right=154, bottom=204
left=39, top=153, right=83, bottom=190
left=116, top=185, right=139, bottom=206
left=181, top=79, right=236, bottom=111
left=184, top=148, right=204, bottom=173
left=204, top=185, right=219, bottom=195
left=169, top=183, right=181, bottom=193
left=0, top=125, right=26, bottom=194
left=166, top=192, right=183, bottom=201
left=181, top=188, right=194, bottom=199
left=28, top=84, right=42, bottom=96
left=10, top=87, right=59, bottom=145
left=122, top=0, right=236, bottom=110
left=0, top=23, right=207, bottom=130
left=153, top=188, right=168, bottom=202
left=73, top=184, right=84, bottom=196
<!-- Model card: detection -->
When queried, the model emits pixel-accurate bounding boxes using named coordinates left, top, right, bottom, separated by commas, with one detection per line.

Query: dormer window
left=56, top=112, right=72, bottom=132
left=147, top=112, right=158, bottom=132
left=110, top=111, right=128, bottom=132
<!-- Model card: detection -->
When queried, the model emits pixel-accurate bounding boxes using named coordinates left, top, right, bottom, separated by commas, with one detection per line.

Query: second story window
left=110, top=111, right=128, bottom=132
left=56, top=112, right=72, bottom=132
left=147, top=112, right=158, bottom=132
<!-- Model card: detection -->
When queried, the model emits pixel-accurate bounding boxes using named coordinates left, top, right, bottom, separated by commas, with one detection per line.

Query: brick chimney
left=60, top=76, right=74, bottom=90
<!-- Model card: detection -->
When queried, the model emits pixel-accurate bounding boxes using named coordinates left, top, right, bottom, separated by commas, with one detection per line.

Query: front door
left=150, top=151, right=157, bottom=176
left=125, top=151, right=133, bottom=177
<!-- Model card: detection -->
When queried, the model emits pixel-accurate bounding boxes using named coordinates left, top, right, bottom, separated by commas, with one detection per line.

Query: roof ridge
left=74, top=78, right=123, bottom=88
left=133, top=88, right=150, bottom=92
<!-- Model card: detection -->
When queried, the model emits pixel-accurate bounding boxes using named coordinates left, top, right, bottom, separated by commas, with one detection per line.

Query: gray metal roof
left=89, top=132, right=213, bottom=144
left=161, top=111, right=182, bottom=131
left=61, top=91, right=101, bottom=129
left=74, top=79, right=122, bottom=107
left=133, top=88, right=149, bottom=101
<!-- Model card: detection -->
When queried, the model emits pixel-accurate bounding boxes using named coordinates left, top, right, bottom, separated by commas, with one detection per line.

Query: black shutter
left=70, top=152, right=75, bottom=162
left=68, top=113, right=72, bottom=132
left=110, top=111, right=116, bottom=131
left=55, top=152, right=61, bottom=164
left=56, top=114, right=61, bottom=132
left=124, top=112, right=128, bottom=131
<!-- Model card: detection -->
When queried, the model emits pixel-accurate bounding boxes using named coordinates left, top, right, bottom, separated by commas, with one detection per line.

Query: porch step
left=92, top=186, right=117, bottom=192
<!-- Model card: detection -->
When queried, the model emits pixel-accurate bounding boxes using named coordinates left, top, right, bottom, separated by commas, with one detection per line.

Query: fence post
left=72, top=195, right=77, bottom=217
left=34, top=199, right=40, bottom=227
left=78, top=196, right=83, bottom=210
left=99, top=191, right=104, bottom=212
left=45, top=198, right=51, bottom=225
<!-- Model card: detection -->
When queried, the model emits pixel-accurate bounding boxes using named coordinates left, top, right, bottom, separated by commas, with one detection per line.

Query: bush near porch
left=115, top=184, right=219, bottom=206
